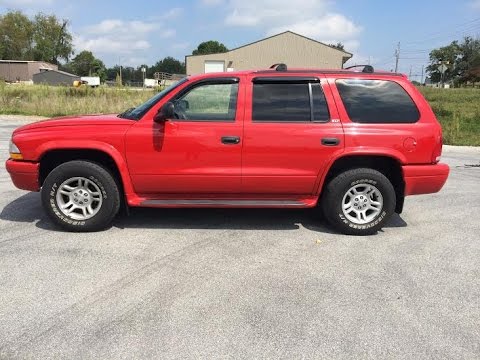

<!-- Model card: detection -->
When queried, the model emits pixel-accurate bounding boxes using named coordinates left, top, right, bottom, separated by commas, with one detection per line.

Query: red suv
left=6, top=64, right=449, bottom=235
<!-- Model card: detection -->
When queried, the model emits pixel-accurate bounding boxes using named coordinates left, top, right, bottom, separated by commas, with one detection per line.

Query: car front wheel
left=41, top=160, right=120, bottom=232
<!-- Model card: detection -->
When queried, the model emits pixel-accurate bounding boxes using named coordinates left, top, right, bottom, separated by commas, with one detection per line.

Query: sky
left=1, top=0, right=479, bottom=80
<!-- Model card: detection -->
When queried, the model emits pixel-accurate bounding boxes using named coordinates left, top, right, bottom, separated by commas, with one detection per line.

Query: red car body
left=6, top=68, right=449, bottom=213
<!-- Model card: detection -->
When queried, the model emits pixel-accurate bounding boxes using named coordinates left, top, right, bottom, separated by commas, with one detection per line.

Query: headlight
left=9, top=139, right=23, bottom=160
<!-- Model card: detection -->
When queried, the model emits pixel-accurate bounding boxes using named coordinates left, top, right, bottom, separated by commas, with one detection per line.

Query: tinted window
left=336, top=79, right=420, bottom=123
left=174, top=82, right=238, bottom=121
left=311, top=83, right=330, bottom=122
left=253, top=83, right=311, bottom=121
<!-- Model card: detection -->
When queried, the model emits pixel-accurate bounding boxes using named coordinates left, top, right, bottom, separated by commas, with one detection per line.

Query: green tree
left=427, top=37, right=480, bottom=84
left=0, top=11, right=34, bottom=60
left=192, top=40, right=228, bottom=56
left=67, top=50, right=106, bottom=81
left=32, top=13, right=74, bottom=64
left=105, top=66, right=120, bottom=82
left=456, top=37, right=480, bottom=84
left=427, top=40, right=462, bottom=83
left=152, top=57, right=186, bottom=74
left=328, top=42, right=345, bottom=51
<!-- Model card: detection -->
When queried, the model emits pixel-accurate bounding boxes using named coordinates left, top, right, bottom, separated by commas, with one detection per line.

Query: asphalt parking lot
left=0, top=117, right=479, bottom=359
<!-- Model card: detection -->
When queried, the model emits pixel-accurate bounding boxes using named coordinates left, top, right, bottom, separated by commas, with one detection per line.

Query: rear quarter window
left=335, top=79, right=420, bottom=123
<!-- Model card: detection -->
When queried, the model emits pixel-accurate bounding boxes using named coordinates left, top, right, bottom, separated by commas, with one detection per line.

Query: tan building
left=0, top=60, right=58, bottom=82
left=185, top=31, right=352, bottom=75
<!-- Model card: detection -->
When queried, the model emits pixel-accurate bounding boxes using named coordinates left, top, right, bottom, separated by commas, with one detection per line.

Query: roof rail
left=269, top=63, right=288, bottom=71
left=344, top=64, right=374, bottom=73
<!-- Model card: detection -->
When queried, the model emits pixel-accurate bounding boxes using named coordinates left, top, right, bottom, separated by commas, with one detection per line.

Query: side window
left=252, top=81, right=330, bottom=122
left=174, top=82, right=238, bottom=121
left=253, top=83, right=310, bottom=122
left=335, top=79, right=420, bottom=123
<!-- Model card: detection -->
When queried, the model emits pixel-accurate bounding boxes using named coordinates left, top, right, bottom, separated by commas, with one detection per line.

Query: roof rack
left=344, top=65, right=374, bottom=73
left=269, top=63, right=288, bottom=71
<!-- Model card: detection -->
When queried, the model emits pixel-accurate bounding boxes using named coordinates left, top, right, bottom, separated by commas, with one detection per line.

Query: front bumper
left=403, top=163, right=450, bottom=196
left=5, top=159, right=40, bottom=192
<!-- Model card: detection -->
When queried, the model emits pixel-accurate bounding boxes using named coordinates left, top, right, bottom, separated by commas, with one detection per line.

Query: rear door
left=242, top=74, right=344, bottom=195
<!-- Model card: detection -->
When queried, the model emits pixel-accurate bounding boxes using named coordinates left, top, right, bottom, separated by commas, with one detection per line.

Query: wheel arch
left=317, top=154, right=405, bottom=213
left=38, top=144, right=134, bottom=198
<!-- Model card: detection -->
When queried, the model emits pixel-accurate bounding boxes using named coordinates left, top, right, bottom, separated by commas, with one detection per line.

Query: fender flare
left=313, top=147, right=406, bottom=196
left=36, top=140, right=136, bottom=196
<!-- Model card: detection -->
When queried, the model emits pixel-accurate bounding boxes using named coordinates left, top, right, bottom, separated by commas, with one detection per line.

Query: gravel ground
left=0, top=117, right=479, bottom=359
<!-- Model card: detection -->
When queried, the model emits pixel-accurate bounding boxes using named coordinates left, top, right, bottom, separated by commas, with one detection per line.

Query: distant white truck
left=144, top=78, right=159, bottom=88
left=80, top=76, right=100, bottom=87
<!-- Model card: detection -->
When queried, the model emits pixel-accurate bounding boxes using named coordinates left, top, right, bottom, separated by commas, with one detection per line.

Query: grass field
left=0, top=83, right=154, bottom=118
left=419, top=87, right=480, bottom=146
left=0, top=83, right=479, bottom=146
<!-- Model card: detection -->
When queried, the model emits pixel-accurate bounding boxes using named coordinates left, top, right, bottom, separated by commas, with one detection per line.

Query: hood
left=13, top=114, right=135, bottom=134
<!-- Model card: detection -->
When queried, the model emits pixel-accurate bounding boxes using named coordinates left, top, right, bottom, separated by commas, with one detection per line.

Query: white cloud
left=75, top=19, right=174, bottom=57
left=75, top=36, right=151, bottom=54
left=267, top=14, right=362, bottom=42
left=225, top=0, right=329, bottom=27
left=224, top=0, right=362, bottom=52
left=86, top=19, right=160, bottom=35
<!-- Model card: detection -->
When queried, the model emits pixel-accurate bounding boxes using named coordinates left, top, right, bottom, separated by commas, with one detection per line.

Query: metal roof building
left=0, top=60, right=58, bottom=82
left=32, top=69, right=80, bottom=86
left=185, top=31, right=353, bottom=75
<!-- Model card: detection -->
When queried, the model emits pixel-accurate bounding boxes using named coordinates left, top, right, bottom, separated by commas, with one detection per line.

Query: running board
left=140, top=199, right=307, bottom=207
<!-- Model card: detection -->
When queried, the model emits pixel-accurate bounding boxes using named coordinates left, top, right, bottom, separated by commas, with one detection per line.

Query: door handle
left=221, top=136, right=240, bottom=145
left=321, top=137, right=340, bottom=146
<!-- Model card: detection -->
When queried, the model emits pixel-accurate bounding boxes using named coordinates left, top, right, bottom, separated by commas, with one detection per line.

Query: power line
left=403, top=20, right=480, bottom=46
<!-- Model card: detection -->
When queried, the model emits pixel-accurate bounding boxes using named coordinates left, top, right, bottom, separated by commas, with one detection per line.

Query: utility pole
left=421, top=65, right=424, bottom=85
left=409, top=65, right=412, bottom=79
left=118, top=57, right=123, bottom=86
left=394, top=42, right=400, bottom=73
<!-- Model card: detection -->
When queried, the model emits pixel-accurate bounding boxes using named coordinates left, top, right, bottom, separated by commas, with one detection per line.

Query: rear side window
left=335, top=79, right=420, bottom=123
left=252, top=81, right=330, bottom=122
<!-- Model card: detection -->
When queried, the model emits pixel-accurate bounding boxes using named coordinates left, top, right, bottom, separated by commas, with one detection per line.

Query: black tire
left=321, top=168, right=396, bottom=236
left=41, top=160, right=120, bottom=232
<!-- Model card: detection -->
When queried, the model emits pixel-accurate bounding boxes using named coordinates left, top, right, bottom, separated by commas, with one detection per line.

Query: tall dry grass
left=0, top=83, right=155, bottom=117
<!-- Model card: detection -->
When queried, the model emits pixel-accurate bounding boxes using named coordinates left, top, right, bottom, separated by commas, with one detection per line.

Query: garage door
left=204, top=61, right=225, bottom=73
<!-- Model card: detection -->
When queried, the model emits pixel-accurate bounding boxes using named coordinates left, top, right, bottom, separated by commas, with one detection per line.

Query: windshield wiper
left=118, top=107, right=135, bottom=119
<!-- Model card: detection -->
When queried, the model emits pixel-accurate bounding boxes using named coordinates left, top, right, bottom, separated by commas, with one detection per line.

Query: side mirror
left=154, top=102, right=175, bottom=123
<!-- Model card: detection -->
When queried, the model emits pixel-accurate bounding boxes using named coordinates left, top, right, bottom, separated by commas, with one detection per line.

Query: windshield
left=118, top=77, right=189, bottom=120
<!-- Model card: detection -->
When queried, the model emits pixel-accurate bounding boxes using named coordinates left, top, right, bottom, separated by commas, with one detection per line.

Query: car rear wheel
left=41, top=160, right=120, bottom=232
left=322, top=168, right=396, bottom=235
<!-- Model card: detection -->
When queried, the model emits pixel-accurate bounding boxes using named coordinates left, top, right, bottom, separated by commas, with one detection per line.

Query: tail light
left=432, top=134, right=443, bottom=164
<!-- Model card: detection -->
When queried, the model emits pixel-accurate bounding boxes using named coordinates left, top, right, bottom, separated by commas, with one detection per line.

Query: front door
left=242, top=75, right=344, bottom=196
left=125, top=77, right=244, bottom=196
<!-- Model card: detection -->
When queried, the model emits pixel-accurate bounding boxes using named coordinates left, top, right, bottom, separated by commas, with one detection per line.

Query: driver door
left=125, top=77, right=244, bottom=196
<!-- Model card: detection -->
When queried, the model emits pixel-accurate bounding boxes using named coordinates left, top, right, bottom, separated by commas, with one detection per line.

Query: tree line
left=1, top=10, right=230, bottom=84
left=60, top=52, right=189, bottom=84
left=427, top=37, right=480, bottom=85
